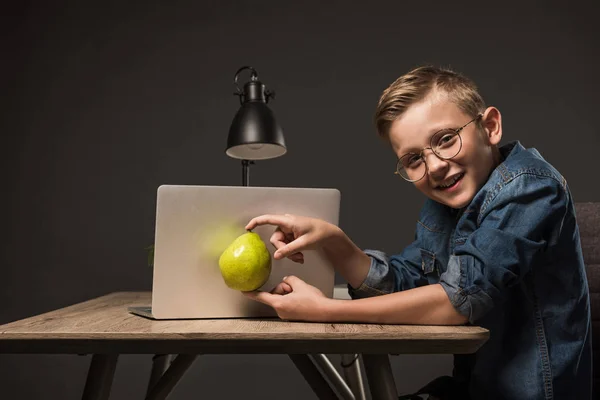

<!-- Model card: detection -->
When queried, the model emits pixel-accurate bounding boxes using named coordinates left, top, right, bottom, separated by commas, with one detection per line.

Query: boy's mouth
left=436, top=173, right=464, bottom=190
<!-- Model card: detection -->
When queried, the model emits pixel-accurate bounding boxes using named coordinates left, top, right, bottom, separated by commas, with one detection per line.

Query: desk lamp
left=226, top=66, right=287, bottom=186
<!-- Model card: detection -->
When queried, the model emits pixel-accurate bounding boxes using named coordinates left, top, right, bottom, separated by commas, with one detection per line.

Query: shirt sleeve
left=439, top=173, right=569, bottom=324
left=348, top=239, right=429, bottom=300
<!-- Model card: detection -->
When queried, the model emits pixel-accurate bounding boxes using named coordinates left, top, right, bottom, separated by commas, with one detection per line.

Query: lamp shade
left=226, top=72, right=287, bottom=160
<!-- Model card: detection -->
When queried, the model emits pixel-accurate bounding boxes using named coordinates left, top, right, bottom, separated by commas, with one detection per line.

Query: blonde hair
left=374, top=65, right=486, bottom=139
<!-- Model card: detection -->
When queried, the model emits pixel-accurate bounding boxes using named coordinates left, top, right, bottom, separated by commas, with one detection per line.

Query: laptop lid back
left=151, top=185, right=341, bottom=319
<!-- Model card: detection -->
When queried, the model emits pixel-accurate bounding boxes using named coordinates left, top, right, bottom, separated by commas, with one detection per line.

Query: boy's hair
left=374, top=65, right=486, bottom=139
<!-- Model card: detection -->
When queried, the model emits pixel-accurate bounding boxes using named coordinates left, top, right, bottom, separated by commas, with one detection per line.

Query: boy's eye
left=435, top=131, right=458, bottom=148
left=405, top=155, right=423, bottom=168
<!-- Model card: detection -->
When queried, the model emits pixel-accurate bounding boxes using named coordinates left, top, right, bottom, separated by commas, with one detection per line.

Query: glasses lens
left=432, top=129, right=461, bottom=159
left=397, top=154, right=426, bottom=181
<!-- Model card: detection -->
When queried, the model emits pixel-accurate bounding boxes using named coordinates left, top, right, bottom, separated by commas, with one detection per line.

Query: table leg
left=340, top=354, right=367, bottom=400
left=81, top=354, right=119, bottom=400
left=145, top=354, right=197, bottom=400
left=289, top=354, right=338, bottom=400
left=310, top=354, right=356, bottom=400
left=146, top=354, right=172, bottom=397
left=361, top=354, right=398, bottom=400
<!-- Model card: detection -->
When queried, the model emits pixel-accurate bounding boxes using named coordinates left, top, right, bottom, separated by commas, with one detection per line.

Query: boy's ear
left=482, top=106, right=502, bottom=145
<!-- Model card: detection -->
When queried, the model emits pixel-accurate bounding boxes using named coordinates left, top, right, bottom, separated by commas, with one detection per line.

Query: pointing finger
left=246, top=214, right=292, bottom=231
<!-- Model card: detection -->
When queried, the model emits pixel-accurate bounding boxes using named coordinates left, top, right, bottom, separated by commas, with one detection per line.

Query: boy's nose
left=424, top=151, right=448, bottom=178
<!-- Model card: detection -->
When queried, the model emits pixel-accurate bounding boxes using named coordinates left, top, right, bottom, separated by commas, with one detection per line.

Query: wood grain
left=0, top=292, right=489, bottom=355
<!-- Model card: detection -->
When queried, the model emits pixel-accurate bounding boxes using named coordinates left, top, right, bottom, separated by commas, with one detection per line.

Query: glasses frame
left=394, top=114, right=483, bottom=182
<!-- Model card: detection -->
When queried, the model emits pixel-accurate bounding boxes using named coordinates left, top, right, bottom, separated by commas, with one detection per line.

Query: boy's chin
left=433, top=192, right=474, bottom=210
left=446, top=199, right=472, bottom=209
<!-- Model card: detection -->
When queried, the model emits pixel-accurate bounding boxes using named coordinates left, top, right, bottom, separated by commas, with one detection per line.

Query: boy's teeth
left=440, top=174, right=462, bottom=188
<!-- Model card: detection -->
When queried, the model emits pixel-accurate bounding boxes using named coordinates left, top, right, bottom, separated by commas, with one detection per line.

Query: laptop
left=129, top=184, right=341, bottom=319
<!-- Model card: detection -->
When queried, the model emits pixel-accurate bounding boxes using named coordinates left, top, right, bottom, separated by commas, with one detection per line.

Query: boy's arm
left=319, top=173, right=568, bottom=326
left=320, top=227, right=372, bottom=289
left=325, top=283, right=468, bottom=325
left=322, top=225, right=431, bottom=298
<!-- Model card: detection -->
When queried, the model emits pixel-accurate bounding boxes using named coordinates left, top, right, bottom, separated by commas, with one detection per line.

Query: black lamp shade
left=226, top=101, right=287, bottom=160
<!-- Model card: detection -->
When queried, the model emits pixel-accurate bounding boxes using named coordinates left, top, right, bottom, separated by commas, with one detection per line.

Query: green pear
left=218, top=231, right=272, bottom=291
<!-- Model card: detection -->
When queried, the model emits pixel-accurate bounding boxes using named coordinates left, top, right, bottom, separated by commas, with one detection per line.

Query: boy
left=243, top=65, right=592, bottom=399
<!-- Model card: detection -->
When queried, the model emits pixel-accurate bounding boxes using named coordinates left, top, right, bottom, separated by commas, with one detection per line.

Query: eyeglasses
left=395, top=114, right=483, bottom=182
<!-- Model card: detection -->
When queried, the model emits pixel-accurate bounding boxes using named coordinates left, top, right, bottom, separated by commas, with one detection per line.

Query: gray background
left=2, top=0, right=598, bottom=399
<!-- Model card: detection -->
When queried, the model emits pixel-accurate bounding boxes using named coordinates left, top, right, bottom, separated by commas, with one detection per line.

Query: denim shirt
left=349, top=141, right=592, bottom=400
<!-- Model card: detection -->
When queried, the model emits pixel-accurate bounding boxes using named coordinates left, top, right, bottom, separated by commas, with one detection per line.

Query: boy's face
left=388, top=91, right=502, bottom=209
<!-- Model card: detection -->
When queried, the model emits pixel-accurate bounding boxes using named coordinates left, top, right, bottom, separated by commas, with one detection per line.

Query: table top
left=0, top=292, right=489, bottom=355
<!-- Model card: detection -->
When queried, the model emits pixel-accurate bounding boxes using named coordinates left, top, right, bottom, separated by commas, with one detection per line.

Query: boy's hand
left=242, top=275, right=333, bottom=322
left=245, top=214, right=339, bottom=264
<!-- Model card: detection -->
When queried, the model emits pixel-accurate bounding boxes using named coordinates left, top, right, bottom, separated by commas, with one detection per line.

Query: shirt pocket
left=420, top=248, right=440, bottom=284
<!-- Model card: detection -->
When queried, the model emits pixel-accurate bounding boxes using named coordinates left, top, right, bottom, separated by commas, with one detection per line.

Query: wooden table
left=0, top=292, right=489, bottom=400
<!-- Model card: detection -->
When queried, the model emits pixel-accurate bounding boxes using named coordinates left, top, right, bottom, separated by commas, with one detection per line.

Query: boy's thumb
left=274, top=244, right=297, bottom=259
left=282, top=275, right=302, bottom=286
left=274, top=236, right=307, bottom=259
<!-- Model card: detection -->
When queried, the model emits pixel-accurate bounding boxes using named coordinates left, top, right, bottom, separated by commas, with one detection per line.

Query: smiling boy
left=243, top=65, right=592, bottom=399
